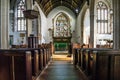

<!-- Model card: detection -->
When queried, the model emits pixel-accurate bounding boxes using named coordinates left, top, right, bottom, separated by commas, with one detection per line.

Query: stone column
left=0, top=0, right=1, bottom=48
left=0, top=0, right=9, bottom=49
left=26, top=0, right=32, bottom=37
left=113, top=0, right=120, bottom=49
left=89, top=0, right=95, bottom=48
left=25, top=0, right=33, bottom=45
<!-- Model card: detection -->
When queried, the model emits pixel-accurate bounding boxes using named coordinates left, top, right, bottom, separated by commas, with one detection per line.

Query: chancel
left=0, top=0, right=120, bottom=80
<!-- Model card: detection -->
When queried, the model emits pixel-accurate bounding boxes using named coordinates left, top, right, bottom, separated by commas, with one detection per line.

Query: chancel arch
left=32, top=4, right=42, bottom=44
left=52, top=12, right=72, bottom=53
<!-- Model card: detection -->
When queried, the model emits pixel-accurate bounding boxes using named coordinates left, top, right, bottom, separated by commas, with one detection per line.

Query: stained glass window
left=17, top=0, right=26, bottom=31
left=54, top=12, right=71, bottom=37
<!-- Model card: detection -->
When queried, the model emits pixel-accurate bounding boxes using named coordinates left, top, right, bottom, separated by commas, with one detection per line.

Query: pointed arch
left=96, top=1, right=110, bottom=34
left=53, top=12, right=71, bottom=37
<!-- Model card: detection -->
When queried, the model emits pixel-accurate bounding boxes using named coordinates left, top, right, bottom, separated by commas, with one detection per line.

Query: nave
left=1, top=44, right=120, bottom=80
left=1, top=0, right=120, bottom=80
left=37, top=54, right=87, bottom=80
left=37, top=61, right=81, bottom=80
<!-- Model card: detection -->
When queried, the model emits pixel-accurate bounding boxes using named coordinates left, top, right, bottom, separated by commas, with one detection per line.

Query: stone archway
left=32, top=4, right=42, bottom=44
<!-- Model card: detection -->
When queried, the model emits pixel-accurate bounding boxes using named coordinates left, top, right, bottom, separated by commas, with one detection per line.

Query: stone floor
left=36, top=60, right=82, bottom=80
left=36, top=54, right=86, bottom=80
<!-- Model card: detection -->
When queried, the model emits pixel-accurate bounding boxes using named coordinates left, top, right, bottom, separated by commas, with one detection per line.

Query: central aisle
left=36, top=53, right=88, bottom=80
left=37, top=60, right=82, bottom=80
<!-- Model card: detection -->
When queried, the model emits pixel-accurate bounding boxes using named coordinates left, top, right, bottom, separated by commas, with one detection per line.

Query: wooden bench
left=0, top=48, right=50, bottom=80
left=3, top=43, right=52, bottom=80
left=73, top=48, right=79, bottom=65
left=0, top=49, right=32, bottom=80
left=74, top=48, right=120, bottom=80
left=90, top=49, right=120, bottom=80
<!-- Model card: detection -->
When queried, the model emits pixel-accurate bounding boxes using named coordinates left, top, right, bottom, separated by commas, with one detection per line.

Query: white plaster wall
left=47, top=6, right=76, bottom=42
left=10, top=2, right=24, bottom=45
left=34, top=2, right=48, bottom=43
left=83, top=9, right=90, bottom=44
left=76, top=2, right=88, bottom=44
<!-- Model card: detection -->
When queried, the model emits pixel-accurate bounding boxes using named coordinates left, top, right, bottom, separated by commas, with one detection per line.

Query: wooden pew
left=17, top=48, right=48, bottom=77
left=45, top=44, right=52, bottom=64
left=4, top=44, right=52, bottom=80
left=29, top=49, right=39, bottom=76
left=12, top=48, right=40, bottom=77
left=40, top=47, right=46, bottom=67
left=90, top=49, right=120, bottom=80
left=76, top=48, right=120, bottom=80
left=38, top=44, right=52, bottom=68
left=79, top=48, right=112, bottom=76
left=0, top=48, right=46, bottom=80
left=39, top=49, right=44, bottom=70
left=73, top=48, right=79, bottom=65
left=0, top=49, right=32, bottom=80
left=0, top=51, right=11, bottom=80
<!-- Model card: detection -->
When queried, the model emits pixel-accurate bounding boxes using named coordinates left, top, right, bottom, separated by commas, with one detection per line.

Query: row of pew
left=11, top=43, right=52, bottom=49
left=73, top=48, right=120, bottom=80
left=0, top=44, right=52, bottom=80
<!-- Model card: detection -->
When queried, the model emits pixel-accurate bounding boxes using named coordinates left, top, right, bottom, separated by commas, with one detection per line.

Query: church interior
left=0, top=0, right=120, bottom=80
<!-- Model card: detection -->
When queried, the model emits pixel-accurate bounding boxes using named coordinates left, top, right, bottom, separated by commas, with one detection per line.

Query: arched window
left=96, top=1, right=110, bottom=34
left=54, top=12, right=71, bottom=37
left=17, top=0, right=26, bottom=31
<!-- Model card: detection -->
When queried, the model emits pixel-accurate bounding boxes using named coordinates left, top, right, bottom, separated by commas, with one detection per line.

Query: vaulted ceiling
left=36, top=0, right=87, bottom=16
left=10, top=0, right=87, bottom=16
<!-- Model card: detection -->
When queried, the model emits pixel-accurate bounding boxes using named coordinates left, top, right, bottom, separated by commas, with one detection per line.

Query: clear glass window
left=17, top=0, right=26, bottom=31
left=96, top=1, right=110, bottom=34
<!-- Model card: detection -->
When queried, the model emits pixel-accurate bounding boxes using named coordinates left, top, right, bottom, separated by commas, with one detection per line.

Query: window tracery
left=54, top=12, right=71, bottom=37
left=17, top=0, right=26, bottom=31
left=96, top=1, right=110, bottom=34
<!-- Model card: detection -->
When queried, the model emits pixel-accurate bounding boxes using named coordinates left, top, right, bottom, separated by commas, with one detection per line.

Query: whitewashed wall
left=83, top=9, right=90, bottom=44
left=76, top=2, right=88, bottom=44
left=33, top=2, right=48, bottom=43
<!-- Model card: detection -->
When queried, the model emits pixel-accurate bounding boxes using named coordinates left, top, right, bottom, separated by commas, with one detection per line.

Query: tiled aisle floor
left=36, top=60, right=82, bottom=80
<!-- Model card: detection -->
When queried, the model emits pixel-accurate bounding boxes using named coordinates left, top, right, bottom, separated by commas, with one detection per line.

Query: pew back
left=73, top=48, right=120, bottom=80
left=0, top=49, right=32, bottom=80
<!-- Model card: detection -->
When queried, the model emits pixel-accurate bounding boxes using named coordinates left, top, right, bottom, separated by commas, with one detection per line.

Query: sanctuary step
left=52, top=53, right=73, bottom=61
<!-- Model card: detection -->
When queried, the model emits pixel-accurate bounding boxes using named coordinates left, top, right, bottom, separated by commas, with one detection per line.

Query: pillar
left=26, top=0, right=32, bottom=37
left=113, top=0, right=120, bottom=49
left=89, top=0, right=95, bottom=48
left=0, top=0, right=9, bottom=49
